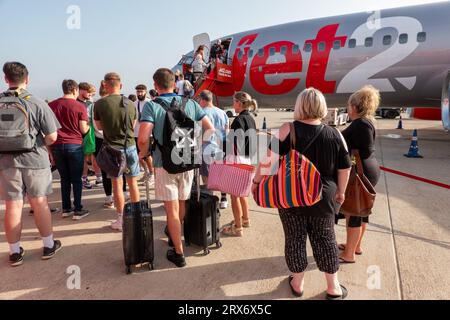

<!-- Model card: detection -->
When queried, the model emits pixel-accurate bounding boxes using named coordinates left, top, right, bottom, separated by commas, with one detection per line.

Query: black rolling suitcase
left=123, top=179, right=154, bottom=274
left=184, top=186, right=222, bottom=255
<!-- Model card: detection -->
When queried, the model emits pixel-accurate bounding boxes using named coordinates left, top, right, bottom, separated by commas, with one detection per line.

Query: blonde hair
left=348, top=85, right=380, bottom=120
left=294, top=88, right=328, bottom=121
left=234, top=91, right=258, bottom=112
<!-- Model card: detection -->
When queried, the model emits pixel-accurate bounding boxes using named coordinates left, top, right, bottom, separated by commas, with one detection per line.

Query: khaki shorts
left=0, top=168, right=53, bottom=201
left=154, top=168, right=194, bottom=202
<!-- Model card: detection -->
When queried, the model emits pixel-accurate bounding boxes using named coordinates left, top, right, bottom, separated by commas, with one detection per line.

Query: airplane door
left=193, top=33, right=211, bottom=62
left=442, top=72, right=450, bottom=131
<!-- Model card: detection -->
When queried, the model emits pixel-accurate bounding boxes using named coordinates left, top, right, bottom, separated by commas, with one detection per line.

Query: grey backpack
left=0, top=91, right=37, bottom=154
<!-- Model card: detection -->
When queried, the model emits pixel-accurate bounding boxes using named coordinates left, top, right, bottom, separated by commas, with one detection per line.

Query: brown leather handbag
left=341, top=150, right=376, bottom=217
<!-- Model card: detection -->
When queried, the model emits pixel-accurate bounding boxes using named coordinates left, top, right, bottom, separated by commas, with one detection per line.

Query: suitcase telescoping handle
left=145, top=176, right=151, bottom=207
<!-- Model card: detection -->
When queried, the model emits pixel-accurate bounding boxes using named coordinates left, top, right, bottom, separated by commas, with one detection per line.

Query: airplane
left=173, top=1, right=450, bottom=130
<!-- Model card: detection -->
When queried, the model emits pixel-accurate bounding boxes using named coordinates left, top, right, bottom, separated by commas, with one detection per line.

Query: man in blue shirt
left=198, top=90, right=230, bottom=209
left=138, top=68, right=214, bottom=268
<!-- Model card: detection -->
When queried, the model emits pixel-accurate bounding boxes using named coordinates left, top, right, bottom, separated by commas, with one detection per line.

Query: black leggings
left=94, top=137, right=126, bottom=196
left=279, top=209, right=339, bottom=274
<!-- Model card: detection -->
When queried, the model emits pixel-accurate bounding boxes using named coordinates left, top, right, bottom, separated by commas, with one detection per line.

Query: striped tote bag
left=253, top=123, right=323, bottom=209
left=208, top=157, right=255, bottom=197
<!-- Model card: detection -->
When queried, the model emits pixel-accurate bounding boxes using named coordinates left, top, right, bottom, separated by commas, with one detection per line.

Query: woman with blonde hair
left=337, top=85, right=381, bottom=263
left=253, top=88, right=352, bottom=299
left=221, top=91, right=257, bottom=237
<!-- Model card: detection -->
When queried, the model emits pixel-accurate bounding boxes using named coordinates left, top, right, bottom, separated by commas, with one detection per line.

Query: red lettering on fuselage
left=250, top=41, right=302, bottom=95
left=305, top=24, right=347, bottom=93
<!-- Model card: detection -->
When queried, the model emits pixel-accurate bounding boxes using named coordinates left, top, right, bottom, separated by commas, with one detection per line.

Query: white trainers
left=220, top=199, right=228, bottom=210
left=111, top=217, right=123, bottom=232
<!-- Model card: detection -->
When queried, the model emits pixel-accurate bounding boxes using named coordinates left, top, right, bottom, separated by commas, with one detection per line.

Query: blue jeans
left=107, top=146, right=140, bottom=179
left=52, top=144, right=84, bottom=211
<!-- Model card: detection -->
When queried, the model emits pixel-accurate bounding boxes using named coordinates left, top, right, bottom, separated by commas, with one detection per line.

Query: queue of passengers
left=0, top=61, right=380, bottom=300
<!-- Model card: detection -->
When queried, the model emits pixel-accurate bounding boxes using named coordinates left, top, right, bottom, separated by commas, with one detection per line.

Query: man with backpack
left=138, top=68, right=214, bottom=268
left=94, top=73, right=140, bottom=231
left=0, top=62, right=62, bottom=266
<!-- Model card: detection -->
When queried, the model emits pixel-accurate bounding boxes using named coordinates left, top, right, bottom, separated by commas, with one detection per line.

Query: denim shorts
left=107, top=146, right=140, bottom=179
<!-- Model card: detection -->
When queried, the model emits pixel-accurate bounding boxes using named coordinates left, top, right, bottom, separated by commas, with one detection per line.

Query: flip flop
left=288, top=276, right=304, bottom=298
left=339, top=257, right=356, bottom=264
left=326, top=285, right=348, bottom=300
left=338, top=244, right=363, bottom=255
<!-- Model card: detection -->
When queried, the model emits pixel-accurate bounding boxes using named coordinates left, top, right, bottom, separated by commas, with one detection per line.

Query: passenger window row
left=239, top=32, right=427, bottom=58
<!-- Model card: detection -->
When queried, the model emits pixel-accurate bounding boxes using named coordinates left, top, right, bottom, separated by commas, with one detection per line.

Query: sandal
left=225, top=219, right=251, bottom=228
left=221, top=224, right=243, bottom=237
left=326, top=285, right=348, bottom=300
left=339, top=257, right=356, bottom=264
left=288, top=275, right=304, bottom=298
left=338, top=244, right=363, bottom=255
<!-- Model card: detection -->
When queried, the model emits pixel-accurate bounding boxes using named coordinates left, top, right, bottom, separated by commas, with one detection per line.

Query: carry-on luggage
left=184, top=186, right=222, bottom=255
left=123, top=178, right=154, bottom=274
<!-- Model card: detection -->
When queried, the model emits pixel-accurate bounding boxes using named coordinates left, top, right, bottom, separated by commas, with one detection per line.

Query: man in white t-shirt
left=135, top=84, right=154, bottom=184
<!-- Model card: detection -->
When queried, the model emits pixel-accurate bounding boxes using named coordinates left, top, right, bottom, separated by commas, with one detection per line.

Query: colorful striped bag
left=253, top=123, right=323, bottom=209
left=207, top=158, right=256, bottom=197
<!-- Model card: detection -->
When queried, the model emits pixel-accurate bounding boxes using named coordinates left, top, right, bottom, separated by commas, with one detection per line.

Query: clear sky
left=0, top=0, right=446, bottom=99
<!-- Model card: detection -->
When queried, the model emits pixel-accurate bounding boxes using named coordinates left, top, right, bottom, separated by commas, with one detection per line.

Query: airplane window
left=258, top=48, right=264, bottom=57
left=281, top=46, right=287, bottom=55
left=318, top=42, right=326, bottom=52
left=383, top=35, right=392, bottom=46
left=333, top=40, right=341, bottom=50
left=365, top=37, right=373, bottom=47
left=237, top=50, right=243, bottom=59
left=417, top=32, right=427, bottom=43
left=303, top=43, right=312, bottom=52
left=269, top=47, right=276, bottom=56
left=249, top=49, right=254, bottom=58
left=293, top=44, right=300, bottom=53
left=399, top=33, right=408, bottom=44
left=348, top=39, right=356, bottom=48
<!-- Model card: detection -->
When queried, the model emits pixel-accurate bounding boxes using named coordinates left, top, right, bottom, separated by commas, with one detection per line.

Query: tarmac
left=0, top=110, right=449, bottom=300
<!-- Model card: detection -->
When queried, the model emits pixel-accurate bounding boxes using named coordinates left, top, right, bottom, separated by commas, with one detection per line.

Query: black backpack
left=153, top=97, right=201, bottom=174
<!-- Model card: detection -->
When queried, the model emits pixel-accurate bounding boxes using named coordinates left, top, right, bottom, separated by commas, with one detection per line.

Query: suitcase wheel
left=203, top=248, right=211, bottom=256
left=125, top=266, right=132, bottom=275
left=216, top=241, right=222, bottom=249
left=148, top=263, right=154, bottom=271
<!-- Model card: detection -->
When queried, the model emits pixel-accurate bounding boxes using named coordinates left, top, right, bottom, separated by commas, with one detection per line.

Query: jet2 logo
left=226, top=16, right=423, bottom=96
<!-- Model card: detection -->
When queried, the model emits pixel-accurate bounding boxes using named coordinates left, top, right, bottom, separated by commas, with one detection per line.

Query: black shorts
left=335, top=213, right=369, bottom=228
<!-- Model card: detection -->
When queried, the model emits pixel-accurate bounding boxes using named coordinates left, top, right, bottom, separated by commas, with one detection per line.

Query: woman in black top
left=221, top=92, right=257, bottom=237
left=253, top=88, right=352, bottom=300
left=338, top=85, right=381, bottom=263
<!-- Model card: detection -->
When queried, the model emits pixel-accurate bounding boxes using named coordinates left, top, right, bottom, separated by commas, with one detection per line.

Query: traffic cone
left=397, top=116, right=403, bottom=129
left=404, top=129, right=423, bottom=158
left=262, top=117, right=267, bottom=130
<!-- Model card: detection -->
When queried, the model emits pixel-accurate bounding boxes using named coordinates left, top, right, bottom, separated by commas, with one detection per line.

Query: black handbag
left=96, top=96, right=130, bottom=178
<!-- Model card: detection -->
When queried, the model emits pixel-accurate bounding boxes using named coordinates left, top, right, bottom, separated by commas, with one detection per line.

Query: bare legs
left=165, top=200, right=185, bottom=255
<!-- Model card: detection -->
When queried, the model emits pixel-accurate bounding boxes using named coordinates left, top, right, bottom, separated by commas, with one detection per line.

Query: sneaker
left=9, top=247, right=25, bottom=267
left=83, top=179, right=93, bottom=190
left=147, top=174, right=155, bottom=187
left=96, top=177, right=103, bottom=186
left=164, top=225, right=174, bottom=247
left=29, top=207, right=60, bottom=216
left=72, top=209, right=90, bottom=221
left=42, top=240, right=62, bottom=260
left=87, top=169, right=95, bottom=176
left=111, top=218, right=123, bottom=232
left=220, top=198, right=228, bottom=210
left=167, top=248, right=186, bottom=268
left=103, top=201, right=115, bottom=209
left=62, top=209, right=74, bottom=218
